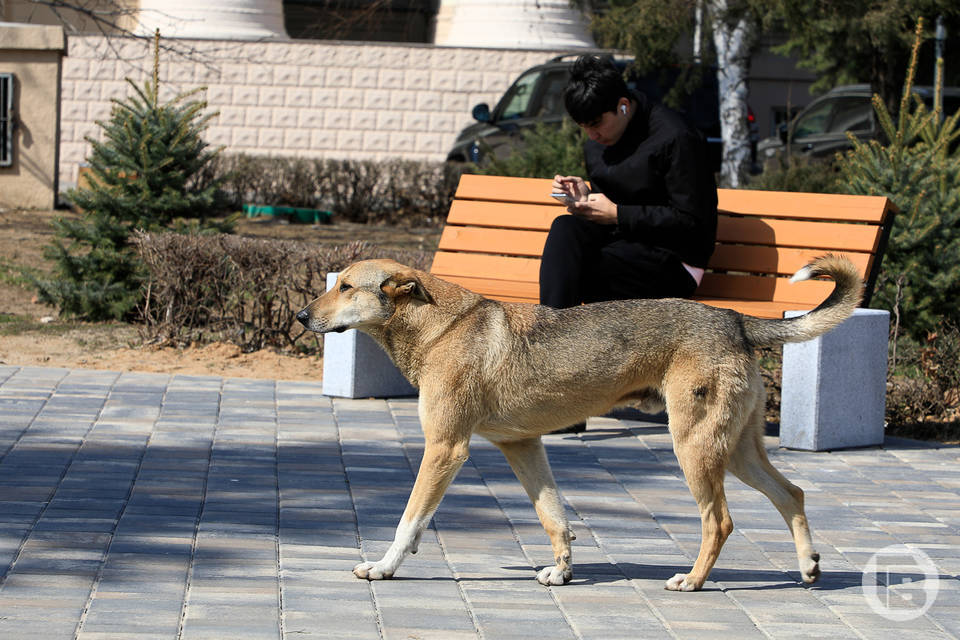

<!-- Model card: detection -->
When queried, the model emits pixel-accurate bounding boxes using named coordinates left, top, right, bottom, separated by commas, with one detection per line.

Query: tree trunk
left=711, top=0, right=754, bottom=188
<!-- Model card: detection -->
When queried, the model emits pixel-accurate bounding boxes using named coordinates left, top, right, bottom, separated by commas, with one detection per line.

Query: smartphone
left=550, top=192, right=574, bottom=204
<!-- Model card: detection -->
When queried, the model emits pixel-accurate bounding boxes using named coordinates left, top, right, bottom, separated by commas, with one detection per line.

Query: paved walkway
left=0, top=365, right=958, bottom=639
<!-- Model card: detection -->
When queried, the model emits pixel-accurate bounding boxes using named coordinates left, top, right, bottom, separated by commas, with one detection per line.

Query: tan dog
left=296, top=255, right=862, bottom=591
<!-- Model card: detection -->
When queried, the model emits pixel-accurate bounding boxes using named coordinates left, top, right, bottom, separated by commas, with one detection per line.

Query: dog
left=296, top=254, right=862, bottom=591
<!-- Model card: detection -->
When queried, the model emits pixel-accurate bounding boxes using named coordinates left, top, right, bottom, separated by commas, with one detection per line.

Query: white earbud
left=620, top=105, right=627, bottom=115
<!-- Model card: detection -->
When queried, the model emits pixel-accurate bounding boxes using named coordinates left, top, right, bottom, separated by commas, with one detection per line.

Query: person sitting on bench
left=541, top=55, right=719, bottom=309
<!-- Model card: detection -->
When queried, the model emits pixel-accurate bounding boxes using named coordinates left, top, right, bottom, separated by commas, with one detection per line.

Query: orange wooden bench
left=429, top=174, right=897, bottom=317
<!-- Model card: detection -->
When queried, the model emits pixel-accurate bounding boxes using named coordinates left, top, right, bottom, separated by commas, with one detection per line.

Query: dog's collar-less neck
left=379, top=297, right=488, bottom=372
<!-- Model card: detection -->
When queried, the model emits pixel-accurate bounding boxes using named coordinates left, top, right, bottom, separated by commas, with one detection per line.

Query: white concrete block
left=321, top=273, right=417, bottom=399
left=780, top=308, right=889, bottom=451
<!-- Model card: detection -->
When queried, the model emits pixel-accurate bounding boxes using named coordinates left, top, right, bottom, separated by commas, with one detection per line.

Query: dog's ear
left=381, top=274, right=434, bottom=305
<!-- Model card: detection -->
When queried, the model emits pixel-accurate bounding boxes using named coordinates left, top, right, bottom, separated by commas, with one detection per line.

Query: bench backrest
left=429, top=174, right=896, bottom=318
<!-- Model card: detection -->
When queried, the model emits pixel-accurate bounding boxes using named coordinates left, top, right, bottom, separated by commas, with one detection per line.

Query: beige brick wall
left=59, top=35, right=572, bottom=187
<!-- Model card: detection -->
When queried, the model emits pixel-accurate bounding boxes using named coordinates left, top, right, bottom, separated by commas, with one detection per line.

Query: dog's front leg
left=354, top=439, right=469, bottom=580
left=495, top=437, right=574, bottom=586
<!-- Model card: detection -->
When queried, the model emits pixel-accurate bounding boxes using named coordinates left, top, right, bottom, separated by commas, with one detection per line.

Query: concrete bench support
left=780, top=308, right=889, bottom=451
left=321, top=273, right=417, bottom=399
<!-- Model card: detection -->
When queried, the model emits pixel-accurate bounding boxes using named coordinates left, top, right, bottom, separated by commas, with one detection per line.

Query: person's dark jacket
left=584, top=91, right=718, bottom=269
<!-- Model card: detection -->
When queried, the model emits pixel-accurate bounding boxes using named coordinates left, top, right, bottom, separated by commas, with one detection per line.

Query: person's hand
left=552, top=175, right=589, bottom=205
left=570, top=193, right=618, bottom=224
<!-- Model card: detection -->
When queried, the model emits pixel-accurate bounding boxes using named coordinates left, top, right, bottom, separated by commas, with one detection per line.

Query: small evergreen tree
left=836, top=19, right=960, bottom=340
left=35, top=31, right=225, bottom=320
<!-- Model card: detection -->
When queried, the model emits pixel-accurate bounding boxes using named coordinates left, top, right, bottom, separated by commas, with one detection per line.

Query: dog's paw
left=536, top=565, right=572, bottom=586
left=353, top=561, right=394, bottom=581
left=664, top=573, right=698, bottom=592
left=800, top=552, right=821, bottom=584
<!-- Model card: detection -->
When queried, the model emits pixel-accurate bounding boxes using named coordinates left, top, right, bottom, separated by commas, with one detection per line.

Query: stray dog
left=297, top=255, right=861, bottom=591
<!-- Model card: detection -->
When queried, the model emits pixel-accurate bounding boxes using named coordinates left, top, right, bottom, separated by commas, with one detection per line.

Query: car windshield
left=794, top=96, right=872, bottom=139
left=500, top=70, right=541, bottom=120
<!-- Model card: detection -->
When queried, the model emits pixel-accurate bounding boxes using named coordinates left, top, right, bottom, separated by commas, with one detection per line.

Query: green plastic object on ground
left=242, top=204, right=332, bottom=224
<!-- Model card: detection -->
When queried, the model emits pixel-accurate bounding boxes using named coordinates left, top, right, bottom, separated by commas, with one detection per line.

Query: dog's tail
left=742, top=254, right=864, bottom=348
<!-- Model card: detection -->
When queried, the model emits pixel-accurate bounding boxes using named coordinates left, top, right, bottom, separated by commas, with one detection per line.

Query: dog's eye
left=339, top=283, right=352, bottom=293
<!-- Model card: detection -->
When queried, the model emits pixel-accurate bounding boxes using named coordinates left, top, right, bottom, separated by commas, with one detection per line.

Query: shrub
left=34, top=31, right=226, bottom=321
left=885, top=323, right=960, bottom=441
left=212, top=155, right=464, bottom=226
left=746, top=158, right=843, bottom=194
left=474, top=119, right=587, bottom=178
left=133, top=231, right=431, bottom=353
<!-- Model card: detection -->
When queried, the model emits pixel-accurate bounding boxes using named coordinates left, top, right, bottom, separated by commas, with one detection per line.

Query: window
left=826, top=98, right=872, bottom=134
left=499, top=70, right=541, bottom=120
left=792, top=100, right=834, bottom=139
left=0, top=73, right=12, bottom=167
left=535, top=71, right=568, bottom=118
left=793, top=96, right=874, bottom=141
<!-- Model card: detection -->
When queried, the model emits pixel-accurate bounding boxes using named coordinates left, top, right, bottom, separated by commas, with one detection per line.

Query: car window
left=500, top=70, right=541, bottom=120
left=793, top=101, right=834, bottom=138
left=827, top=98, right=872, bottom=133
left=536, top=71, right=569, bottom=118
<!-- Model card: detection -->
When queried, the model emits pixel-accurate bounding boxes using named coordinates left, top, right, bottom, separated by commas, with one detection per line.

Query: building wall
left=59, top=35, right=570, bottom=188
left=750, top=34, right=817, bottom=138
left=0, top=24, right=66, bottom=210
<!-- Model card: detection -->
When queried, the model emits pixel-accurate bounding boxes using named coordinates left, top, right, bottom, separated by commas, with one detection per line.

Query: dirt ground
left=0, top=208, right=440, bottom=381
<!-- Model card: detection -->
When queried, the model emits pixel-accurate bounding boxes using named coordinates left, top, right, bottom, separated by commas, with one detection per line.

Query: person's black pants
left=539, top=214, right=698, bottom=308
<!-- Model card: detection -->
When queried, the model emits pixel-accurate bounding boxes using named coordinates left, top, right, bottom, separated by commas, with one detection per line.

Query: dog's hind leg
left=353, top=437, right=470, bottom=581
left=495, top=437, right=574, bottom=586
left=666, top=437, right=734, bottom=591
left=727, top=402, right=821, bottom=585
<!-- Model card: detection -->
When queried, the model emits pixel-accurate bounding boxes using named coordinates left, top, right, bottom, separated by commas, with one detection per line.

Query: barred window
left=0, top=73, right=12, bottom=167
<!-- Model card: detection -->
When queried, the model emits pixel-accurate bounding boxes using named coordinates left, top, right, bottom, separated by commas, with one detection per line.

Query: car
left=446, top=55, right=741, bottom=173
left=757, top=83, right=960, bottom=167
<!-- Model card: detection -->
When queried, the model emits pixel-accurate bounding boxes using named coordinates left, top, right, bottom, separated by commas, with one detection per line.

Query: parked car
left=757, top=83, right=960, bottom=167
left=446, top=55, right=752, bottom=173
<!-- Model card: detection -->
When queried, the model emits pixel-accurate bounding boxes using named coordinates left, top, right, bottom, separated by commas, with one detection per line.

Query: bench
left=430, top=174, right=895, bottom=316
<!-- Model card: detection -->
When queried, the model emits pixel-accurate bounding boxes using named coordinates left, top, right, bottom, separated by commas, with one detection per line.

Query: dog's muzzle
left=296, top=309, right=346, bottom=333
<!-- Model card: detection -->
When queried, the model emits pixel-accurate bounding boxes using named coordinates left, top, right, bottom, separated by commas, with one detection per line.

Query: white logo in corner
left=862, top=544, right=940, bottom=621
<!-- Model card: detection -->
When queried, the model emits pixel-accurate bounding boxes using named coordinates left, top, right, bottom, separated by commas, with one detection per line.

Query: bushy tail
left=742, top=254, right=864, bottom=348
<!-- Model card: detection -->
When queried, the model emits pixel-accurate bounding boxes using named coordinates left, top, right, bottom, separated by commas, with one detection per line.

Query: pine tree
left=35, top=31, right=225, bottom=321
left=836, top=19, right=960, bottom=339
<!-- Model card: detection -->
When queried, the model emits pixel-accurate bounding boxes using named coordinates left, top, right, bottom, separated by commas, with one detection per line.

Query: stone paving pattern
left=1, top=365, right=958, bottom=639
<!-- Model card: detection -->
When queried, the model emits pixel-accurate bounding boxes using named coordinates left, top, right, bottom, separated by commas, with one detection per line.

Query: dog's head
left=296, top=259, right=434, bottom=334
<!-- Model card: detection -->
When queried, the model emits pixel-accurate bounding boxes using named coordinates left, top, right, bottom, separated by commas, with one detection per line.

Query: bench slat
left=447, top=200, right=562, bottom=230
left=696, top=272, right=834, bottom=305
left=438, top=274, right=540, bottom=301
left=717, top=216, right=881, bottom=252
left=455, top=174, right=565, bottom=205
left=708, top=246, right=872, bottom=277
left=431, top=251, right=541, bottom=282
left=691, top=298, right=817, bottom=318
left=718, top=189, right=894, bottom=223
left=438, top=226, right=548, bottom=257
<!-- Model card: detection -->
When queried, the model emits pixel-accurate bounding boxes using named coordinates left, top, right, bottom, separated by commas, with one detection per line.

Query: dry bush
left=885, top=323, right=960, bottom=441
left=209, top=155, right=465, bottom=226
left=133, top=231, right=431, bottom=353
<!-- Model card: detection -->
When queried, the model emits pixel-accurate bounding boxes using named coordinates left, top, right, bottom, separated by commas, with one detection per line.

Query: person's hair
left=564, top=55, right=629, bottom=124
